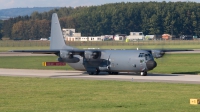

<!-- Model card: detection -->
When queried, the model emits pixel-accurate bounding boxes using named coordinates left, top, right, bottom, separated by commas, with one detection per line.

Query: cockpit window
left=145, top=54, right=148, bottom=60
left=147, top=53, right=153, bottom=58
left=145, top=53, right=153, bottom=60
left=138, top=53, right=144, bottom=57
left=139, top=53, right=153, bottom=59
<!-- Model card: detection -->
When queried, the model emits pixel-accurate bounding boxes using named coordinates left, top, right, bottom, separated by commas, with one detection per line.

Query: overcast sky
left=0, top=0, right=199, bottom=9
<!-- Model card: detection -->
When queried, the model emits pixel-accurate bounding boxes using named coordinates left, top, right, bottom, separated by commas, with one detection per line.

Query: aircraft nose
left=146, top=60, right=157, bottom=70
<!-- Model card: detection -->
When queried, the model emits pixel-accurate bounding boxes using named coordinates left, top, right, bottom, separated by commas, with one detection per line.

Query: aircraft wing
left=161, top=49, right=194, bottom=52
left=143, top=49, right=194, bottom=58
left=9, top=49, right=102, bottom=56
left=10, top=50, right=60, bottom=54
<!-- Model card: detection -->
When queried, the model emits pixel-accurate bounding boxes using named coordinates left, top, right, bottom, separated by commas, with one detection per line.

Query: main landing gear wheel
left=140, top=71, right=147, bottom=76
left=108, top=72, right=119, bottom=75
left=88, top=72, right=94, bottom=75
left=95, top=70, right=100, bottom=75
left=88, top=70, right=100, bottom=75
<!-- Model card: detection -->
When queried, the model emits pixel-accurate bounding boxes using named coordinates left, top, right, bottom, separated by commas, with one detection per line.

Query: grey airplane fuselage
left=68, top=49, right=156, bottom=72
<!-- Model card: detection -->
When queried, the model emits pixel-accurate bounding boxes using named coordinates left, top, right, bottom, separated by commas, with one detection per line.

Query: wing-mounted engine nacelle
left=84, top=51, right=101, bottom=59
left=151, top=50, right=165, bottom=58
left=58, top=50, right=80, bottom=63
left=60, top=50, right=73, bottom=59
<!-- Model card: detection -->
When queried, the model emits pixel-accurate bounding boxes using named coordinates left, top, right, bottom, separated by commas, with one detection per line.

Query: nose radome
left=146, top=60, right=157, bottom=70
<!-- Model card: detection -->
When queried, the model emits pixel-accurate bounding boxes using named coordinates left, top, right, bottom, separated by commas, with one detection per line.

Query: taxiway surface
left=0, top=68, right=200, bottom=84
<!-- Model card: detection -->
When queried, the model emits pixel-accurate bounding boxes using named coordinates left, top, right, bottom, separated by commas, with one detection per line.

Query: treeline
left=1, top=1, right=200, bottom=40
left=0, top=20, right=3, bottom=39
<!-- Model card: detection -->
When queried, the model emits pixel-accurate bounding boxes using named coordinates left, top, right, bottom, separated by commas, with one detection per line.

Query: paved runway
left=0, top=68, right=200, bottom=84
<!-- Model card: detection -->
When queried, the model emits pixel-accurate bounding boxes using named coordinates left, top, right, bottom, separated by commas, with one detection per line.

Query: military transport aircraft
left=10, top=13, right=192, bottom=76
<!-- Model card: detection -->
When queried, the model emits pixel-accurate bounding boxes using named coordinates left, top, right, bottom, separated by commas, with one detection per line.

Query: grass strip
left=0, top=77, right=200, bottom=112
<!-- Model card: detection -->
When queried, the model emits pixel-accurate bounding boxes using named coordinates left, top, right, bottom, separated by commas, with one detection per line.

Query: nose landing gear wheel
left=140, top=71, right=147, bottom=76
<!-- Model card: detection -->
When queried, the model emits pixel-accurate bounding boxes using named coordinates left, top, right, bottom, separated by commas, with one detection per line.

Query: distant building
left=40, top=38, right=48, bottom=41
left=162, top=34, right=171, bottom=40
left=63, top=28, right=81, bottom=37
left=63, top=28, right=82, bottom=41
left=63, top=28, right=75, bottom=37
left=145, top=35, right=155, bottom=40
left=101, top=35, right=114, bottom=41
left=126, top=32, right=145, bottom=40
left=180, top=35, right=193, bottom=40
left=88, top=36, right=102, bottom=41
left=114, top=34, right=127, bottom=41
left=63, top=28, right=105, bottom=41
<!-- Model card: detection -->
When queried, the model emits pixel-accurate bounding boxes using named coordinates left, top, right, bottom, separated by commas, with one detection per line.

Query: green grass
left=0, top=54, right=200, bottom=74
left=0, top=40, right=50, bottom=47
left=151, top=53, right=200, bottom=74
left=0, top=46, right=49, bottom=52
left=1, top=40, right=200, bottom=52
left=0, top=77, right=200, bottom=112
left=0, top=56, right=73, bottom=70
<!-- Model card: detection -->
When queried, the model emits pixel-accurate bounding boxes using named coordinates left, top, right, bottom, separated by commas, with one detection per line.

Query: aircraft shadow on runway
left=81, top=72, right=180, bottom=76
left=50, top=72, right=180, bottom=77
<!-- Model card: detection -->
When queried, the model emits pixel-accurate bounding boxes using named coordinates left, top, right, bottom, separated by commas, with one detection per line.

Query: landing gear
left=88, top=69, right=100, bottom=75
left=140, top=71, right=147, bottom=76
left=95, top=69, right=100, bottom=75
left=88, top=72, right=94, bottom=75
left=108, top=72, right=119, bottom=75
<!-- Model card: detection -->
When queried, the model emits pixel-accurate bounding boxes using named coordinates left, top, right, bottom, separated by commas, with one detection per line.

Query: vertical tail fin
left=50, top=13, right=74, bottom=50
